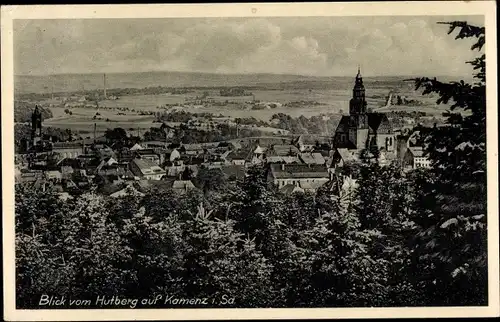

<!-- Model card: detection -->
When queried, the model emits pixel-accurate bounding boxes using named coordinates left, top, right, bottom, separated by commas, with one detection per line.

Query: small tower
left=31, top=105, right=43, bottom=146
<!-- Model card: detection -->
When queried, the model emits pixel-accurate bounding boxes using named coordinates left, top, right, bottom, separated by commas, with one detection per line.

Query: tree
left=120, top=206, right=186, bottom=298
left=104, top=127, right=128, bottom=146
left=411, top=21, right=487, bottom=306
left=292, top=188, right=389, bottom=307
left=195, top=167, right=228, bottom=194
left=181, top=203, right=272, bottom=307
left=15, top=190, right=132, bottom=307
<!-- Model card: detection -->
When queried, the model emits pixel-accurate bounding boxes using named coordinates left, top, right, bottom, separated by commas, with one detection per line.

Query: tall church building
left=332, top=68, right=395, bottom=163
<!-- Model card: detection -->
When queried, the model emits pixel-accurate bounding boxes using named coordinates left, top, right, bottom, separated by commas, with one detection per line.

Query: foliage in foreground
left=15, top=21, right=487, bottom=308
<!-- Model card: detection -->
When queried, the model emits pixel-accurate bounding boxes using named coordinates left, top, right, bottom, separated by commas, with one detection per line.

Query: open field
left=16, top=72, right=450, bottom=135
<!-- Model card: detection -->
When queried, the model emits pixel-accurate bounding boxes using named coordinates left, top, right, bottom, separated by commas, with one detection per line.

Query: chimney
left=281, top=164, right=285, bottom=171
left=103, top=74, right=107, bottom=99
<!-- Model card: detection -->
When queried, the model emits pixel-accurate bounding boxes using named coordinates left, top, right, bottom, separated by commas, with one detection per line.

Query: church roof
left=367, top=113, right=393, bottom=134
left=335, top=116, right=351, bottom=132
left=335, top=113, right=392, bottom=134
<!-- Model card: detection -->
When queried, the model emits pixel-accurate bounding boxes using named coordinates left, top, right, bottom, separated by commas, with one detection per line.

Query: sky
left=14, top=15, right=484, bottom=77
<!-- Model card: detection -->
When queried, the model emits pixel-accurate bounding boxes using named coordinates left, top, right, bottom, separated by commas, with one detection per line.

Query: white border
left=2, top=1, right=499, bottom=320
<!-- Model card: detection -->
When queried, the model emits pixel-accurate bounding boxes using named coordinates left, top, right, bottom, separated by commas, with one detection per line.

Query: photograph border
left=2, top=1, right=499, bottom=320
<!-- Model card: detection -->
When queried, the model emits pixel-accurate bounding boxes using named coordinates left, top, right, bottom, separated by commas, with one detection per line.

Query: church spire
left=349, top=66, right=367, bottom=115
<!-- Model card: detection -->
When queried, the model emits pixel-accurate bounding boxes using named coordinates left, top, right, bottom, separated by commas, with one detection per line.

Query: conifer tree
left=411, top=21, right=487, bottom=305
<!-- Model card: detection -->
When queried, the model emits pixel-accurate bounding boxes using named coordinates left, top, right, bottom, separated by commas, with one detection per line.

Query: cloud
left=14, top=16, right=484, bottom=77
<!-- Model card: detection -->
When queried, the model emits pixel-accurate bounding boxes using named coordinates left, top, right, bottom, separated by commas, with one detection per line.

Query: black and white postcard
left=2, top=1, right=499, bottom=320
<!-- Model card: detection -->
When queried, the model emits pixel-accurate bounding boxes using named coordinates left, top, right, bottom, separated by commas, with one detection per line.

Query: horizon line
left=14, top=69, right=469, bottom=79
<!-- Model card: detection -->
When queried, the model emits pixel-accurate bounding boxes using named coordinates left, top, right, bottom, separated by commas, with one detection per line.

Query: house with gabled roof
left=403, top=146, right=431, bottom=170
left=330, top=148, right=358, bottom=168
left=294, top=134, right=330, bottom=152
left=129, top=158, right=166, bottom=180
left=223, top=150, right=248, bottom=165
left=171, top=180, right=196, bottom=194
left=267, top=144, right=300, bottom=157
left=130, top=143, right=144, bottom=151
left=299, top=152, right=326, bottom=165
left=268, top=163, right=330, bottom=192
left=133, top=148, right=161, bottom=165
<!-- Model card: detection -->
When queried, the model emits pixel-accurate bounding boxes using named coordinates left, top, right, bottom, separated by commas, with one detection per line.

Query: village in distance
left=15, top=69, right=437, bottom=196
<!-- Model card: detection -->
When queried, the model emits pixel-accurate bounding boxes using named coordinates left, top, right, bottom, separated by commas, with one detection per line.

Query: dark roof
left=335, top=116, right=350, bottom=133
left=270, top=164, right=329, bottom=179
left=142, top=140, right=167, bottom=146
left=335, top=113, right=393, bottom=135
left=226, top=150, right=249, bottom=160
left=296, top=134, right=330, bottom=146
left=182, top=143, right=203, bottom=150
left=18, top=172, right=43, bottom=183
left=300, top=152, right=325, bottom=165
left=220, top=165, right=246, bottom=180
left=135, top=149, right=157, bottom=155
left=57, top=158, right=83, bottom=168
left=134, top=179, right=174, bottom=193
left=98, top=166, right=127, bottom=177
left=268, top=145, right=300, bottom=156
left=183, top=156, right=205, bottom=165
left=52, top=142, right=84, bottom=149
left=367, top=113, right=393, bottom=134
left=99, top=182, right=127, bottom=196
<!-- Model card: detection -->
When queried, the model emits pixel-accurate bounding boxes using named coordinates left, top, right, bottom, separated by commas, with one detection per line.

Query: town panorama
left=13, top=15, right=488, bottom=310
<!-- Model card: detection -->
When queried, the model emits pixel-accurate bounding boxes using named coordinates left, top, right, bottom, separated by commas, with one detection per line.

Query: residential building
left=172, top=180, right=196, bottom=194
left=268, top=163, right=330, bottom=192
left=169, top=148, right=181, bottom=162
left=223, top=150, right=248, bottom=165
left=294, top=134, right=330, bottom=152
left=265, top=155, right=300, bottom=164
left=267, top=144, right=300, bottom=157
left=330, top=148, right=358, bottom=168
left=129, top=158, right=166, bottom=180
left=181, top=143, right=204, bottom=155
left=52, top=142, right=85, bottom=159
left=44, top=170, right=62, bottom=181
left=134, top=149, right=160, bottom=165
left=299, top=152, right=326, bottom=165
left=108, top=183, right=144, bottom=198
left=403, top=147, right=431, bottom=169
left=130, top=143, right=144, bottom=151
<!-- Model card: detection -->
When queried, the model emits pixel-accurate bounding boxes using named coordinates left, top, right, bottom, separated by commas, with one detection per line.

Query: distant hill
left=14, top=71, right=466, bottom=95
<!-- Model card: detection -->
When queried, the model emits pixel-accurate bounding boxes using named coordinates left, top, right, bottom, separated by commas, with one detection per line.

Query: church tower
left=31, top=105, right=43, bottom=146
left=348, top=67, right=369, bottom=149
left=349, top=67, right=368, bottom=116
